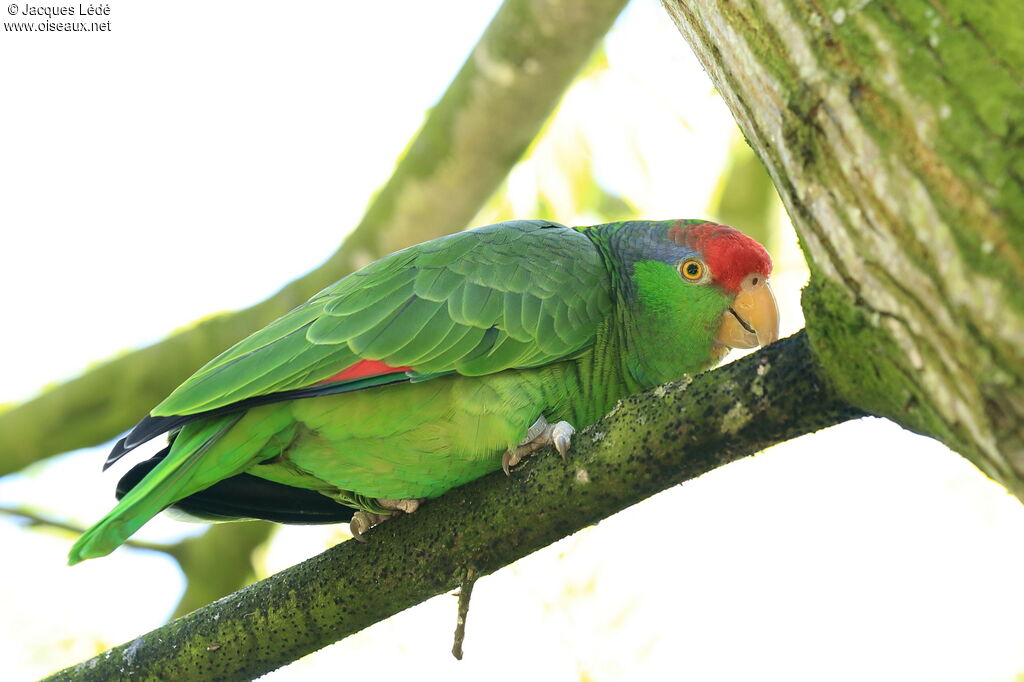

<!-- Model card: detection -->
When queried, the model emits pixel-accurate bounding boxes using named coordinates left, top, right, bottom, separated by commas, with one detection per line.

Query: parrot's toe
left=502, top=415, right=576, bottom=475
left=350, top=511, right=391, bottom=542
left=349, top=498, right=425, bottom=541
left=501, top=449, right=522, bottom=476
left=551, top=421, right=575, bottom=461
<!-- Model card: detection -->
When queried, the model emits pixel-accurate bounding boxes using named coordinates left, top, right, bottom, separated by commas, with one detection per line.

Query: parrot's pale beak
left=715, top=274, right=780, bottom=349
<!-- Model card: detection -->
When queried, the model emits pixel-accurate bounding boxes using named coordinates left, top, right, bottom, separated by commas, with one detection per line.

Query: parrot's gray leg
left=502, top=415, right=576, bottom=475
left=349, top=498, right=425, bottom=541
left=375, top=498, right=421, bottom=514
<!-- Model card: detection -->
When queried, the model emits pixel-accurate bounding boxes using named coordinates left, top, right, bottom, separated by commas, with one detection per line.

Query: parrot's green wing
left=154, top=221, right=611, bottom=417
left=73, top=221, right=612, bottom=563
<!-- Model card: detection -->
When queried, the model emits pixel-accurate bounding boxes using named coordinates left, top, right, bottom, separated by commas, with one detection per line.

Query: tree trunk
left=662, top=0, right=1024, bottom=497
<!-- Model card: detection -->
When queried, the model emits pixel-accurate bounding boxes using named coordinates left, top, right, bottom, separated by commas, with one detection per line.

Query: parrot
left=68, top=218, right=778, bottom=564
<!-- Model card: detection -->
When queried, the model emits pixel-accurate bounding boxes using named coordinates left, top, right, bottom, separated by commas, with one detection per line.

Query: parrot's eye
left=678, top=258, right=706, bottom=282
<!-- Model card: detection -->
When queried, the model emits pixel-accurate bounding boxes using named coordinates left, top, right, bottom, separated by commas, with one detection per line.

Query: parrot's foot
left=502, top=415, right=576, bottom=475
left=350, top=511, right=390, bottom=541
left=349, top=497, right=424, bottom=541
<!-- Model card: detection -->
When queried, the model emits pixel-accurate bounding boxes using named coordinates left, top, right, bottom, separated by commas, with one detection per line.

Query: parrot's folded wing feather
left=152, top=221, right=612, bottom=417
left=105, top=371, right=406, bottom=469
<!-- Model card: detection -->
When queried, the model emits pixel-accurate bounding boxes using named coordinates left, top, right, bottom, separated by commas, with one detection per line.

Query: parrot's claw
left=551, top=421, right=574, bottom=461
left=350, top=511, right=391, bottom=542
left=349, top=498, right=424, bottom=541
left=502, top=416, right=576, bottom=475
left=501, top=451, right=517, bottom=476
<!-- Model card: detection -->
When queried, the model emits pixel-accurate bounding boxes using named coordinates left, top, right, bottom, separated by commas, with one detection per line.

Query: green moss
left=802, top=271, right=1024, bottom=489
left=801, top=273, right=954, bottom=447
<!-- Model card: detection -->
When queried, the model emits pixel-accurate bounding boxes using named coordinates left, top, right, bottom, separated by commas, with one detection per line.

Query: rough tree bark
left=44, top=333, right=864, bottom=681
left=662, top=0, right=1024, bottom=497
left=0, top=0, right=629, bottom=476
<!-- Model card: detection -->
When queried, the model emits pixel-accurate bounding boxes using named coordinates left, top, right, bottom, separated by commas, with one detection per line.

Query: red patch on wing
left=315, top=360, right=411, bottom=385
left=670, top=221, right=771, bottom=293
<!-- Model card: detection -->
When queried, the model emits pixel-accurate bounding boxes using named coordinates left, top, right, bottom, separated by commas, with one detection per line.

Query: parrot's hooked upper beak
left=715, top=274, right=780, bottom=349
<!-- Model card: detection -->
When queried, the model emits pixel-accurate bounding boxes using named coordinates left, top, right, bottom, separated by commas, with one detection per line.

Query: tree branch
left=45, top=331, right=865, bottom=681
left=0, top=504, right=273, bottom=618
left=451, top=566, right=477, bottom=660
left=0, top=505, right=175, bottom=556
left=0, top=0, right=629, bottom=476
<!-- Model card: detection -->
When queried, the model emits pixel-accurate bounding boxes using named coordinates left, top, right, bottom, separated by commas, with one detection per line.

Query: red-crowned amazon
left=69, top=219, right=778, bottom=563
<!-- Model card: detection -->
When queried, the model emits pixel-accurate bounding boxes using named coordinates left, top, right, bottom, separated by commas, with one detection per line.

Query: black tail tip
left=102, top=437, right=130, bottom=471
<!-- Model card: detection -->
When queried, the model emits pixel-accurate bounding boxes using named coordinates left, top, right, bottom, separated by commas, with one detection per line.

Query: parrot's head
left=666, top=219, right=779, bottom=350
left=593, top=219, right=779, bottom=379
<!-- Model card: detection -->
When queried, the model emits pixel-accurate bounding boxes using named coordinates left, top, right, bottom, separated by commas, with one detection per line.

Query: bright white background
left=2, top=2, right=1023, bottom=680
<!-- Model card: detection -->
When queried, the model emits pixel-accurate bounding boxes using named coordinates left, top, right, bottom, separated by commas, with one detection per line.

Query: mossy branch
left=44, top=331, right=865, bottom=681
left=0, top=0, right=628, bottom=476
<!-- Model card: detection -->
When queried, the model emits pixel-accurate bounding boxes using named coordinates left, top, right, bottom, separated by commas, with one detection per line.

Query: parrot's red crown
left=668, top=222, right=772, bottom=293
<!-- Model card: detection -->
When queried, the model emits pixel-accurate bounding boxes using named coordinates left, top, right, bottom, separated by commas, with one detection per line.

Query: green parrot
left=68, top=219, right=778, bottom=564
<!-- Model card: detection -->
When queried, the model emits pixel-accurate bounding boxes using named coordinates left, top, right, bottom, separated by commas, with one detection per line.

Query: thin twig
left=0, top=505, right=177, bottom=556
left=452, top=566, right=478, bottom=660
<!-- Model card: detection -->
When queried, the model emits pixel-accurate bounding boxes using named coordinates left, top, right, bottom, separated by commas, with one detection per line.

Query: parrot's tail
left=68, top=414, right=242, bottom=565
left=117, top=452, right=356, bottom=525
